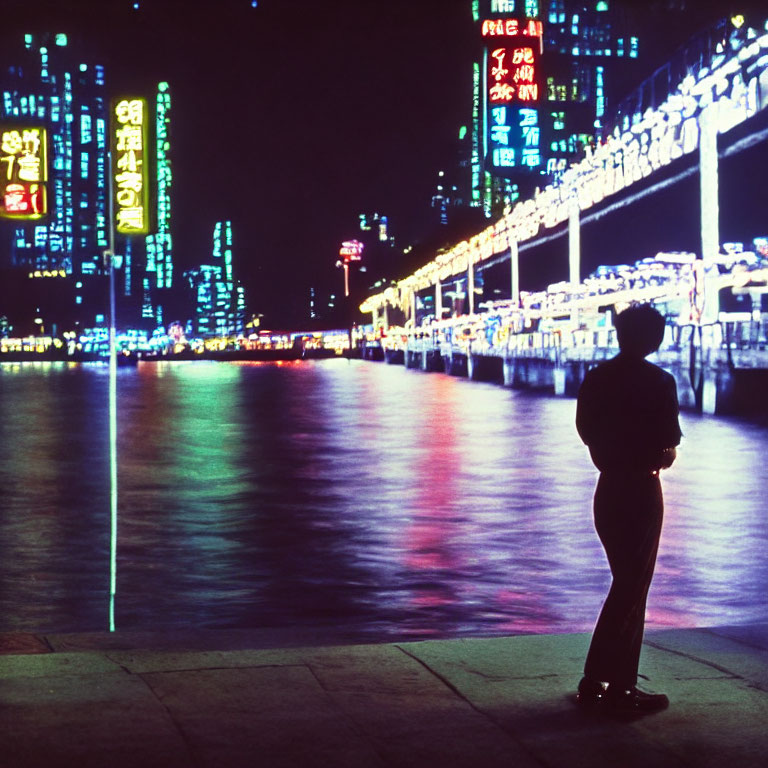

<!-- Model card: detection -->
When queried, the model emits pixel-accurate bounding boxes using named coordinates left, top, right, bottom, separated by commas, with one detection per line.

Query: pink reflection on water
left=410, top=590, right=455, bottom=608
left=402, top=376, right=465, bottom=573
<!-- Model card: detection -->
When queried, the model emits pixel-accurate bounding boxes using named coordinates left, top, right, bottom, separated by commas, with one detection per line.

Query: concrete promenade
left=2, top=624, right=767, bottom=768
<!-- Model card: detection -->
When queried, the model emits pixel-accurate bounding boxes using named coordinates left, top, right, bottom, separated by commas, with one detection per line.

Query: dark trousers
left=584, top=472, right=664, bottom=688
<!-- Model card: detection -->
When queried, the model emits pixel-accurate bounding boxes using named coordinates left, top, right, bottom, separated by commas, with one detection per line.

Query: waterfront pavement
left=1, top=624, right=767, bottom=768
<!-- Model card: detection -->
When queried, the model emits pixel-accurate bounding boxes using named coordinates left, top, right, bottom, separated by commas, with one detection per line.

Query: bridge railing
left=375, top=249, right=768, bottom=366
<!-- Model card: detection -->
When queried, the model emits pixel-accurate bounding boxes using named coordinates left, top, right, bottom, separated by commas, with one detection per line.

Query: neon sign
left=112, top=97, right=150, bottom=235
left=489, top=106, right=540, bottom=170
left=481, top=19, right=543, bottom=38
left=0, top=126, right=47, bottom=219
left=339, top=239, right=364, bottom=261
left=488, top=47, right=539, bottom=103
left=484, top=11, right=542, bottom=175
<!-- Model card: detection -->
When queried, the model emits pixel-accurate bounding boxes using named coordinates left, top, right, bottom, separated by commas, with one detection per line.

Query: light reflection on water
left=0, top=359, right=766, bottom=640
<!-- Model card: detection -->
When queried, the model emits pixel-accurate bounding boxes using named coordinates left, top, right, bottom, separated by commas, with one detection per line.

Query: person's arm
left=575, top=372, right=599, bottom=446
left=660, top=374, right=683, bottom=449
left=652, top=373, right=682, bottom=471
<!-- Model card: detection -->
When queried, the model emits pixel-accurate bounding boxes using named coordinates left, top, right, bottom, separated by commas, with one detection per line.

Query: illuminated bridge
left=360, top=15, right=768, bottom=417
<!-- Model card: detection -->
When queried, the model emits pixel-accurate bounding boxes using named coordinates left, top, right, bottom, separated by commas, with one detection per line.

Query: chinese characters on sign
left=0, top=127, right=47, bottom=219
left=489, top=47, right=539, bottom=103
left=485, top=21, right=542, bottom=173
left=490, top=107, right=541, bottom=169
left=112, top=97, right=150, bottom=235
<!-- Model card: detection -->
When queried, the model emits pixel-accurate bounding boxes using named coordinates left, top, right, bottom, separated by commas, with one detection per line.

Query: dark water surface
left=1, top=359, right=766, bottom=641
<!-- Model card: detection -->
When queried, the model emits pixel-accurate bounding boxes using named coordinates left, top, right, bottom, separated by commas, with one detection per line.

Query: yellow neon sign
left=112, top=97, right=150, bottom=235
left=0, top=126, right=47, bottom=219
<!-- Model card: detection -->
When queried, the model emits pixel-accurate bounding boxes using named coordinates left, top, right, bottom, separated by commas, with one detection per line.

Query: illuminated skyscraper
left=111, top=81, right=174, bottom=330
left=541, top=0, right=639, bottom=176
left=1, top=33, right=109, bottom=276
left=185, top=220, right=246, bottom=337
left=469, top=1, right=641, bottom=217
left=144, top=81, right=173, bottom=313
left=1, top=36, right=174, bottom=330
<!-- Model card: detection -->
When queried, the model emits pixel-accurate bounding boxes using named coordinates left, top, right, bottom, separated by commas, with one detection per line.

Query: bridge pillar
left=553, top=367, right=566, bottom=395
left=569, top=197, right=581, bottom=287
left=510, top=239, right=519, bottom=305
left=503, top=358, right=516, bottom=387
left=467, top=250, right=475, bottom=315
left=702, top=368, right=717, bottom=415
left=699, top=104, right=720, bottom=264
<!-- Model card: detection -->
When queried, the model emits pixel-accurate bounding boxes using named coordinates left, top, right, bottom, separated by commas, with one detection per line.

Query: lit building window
left=596, top=65, right=605, bottom=117
left=80, top=114, right=92, bottom=143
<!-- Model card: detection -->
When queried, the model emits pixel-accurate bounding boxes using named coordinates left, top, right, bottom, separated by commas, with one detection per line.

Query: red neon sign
left=339, top=239, right=364, bottom=262
left=481, top=19, right=543, bottom=38
left=488, top=47, right=539, bottom=103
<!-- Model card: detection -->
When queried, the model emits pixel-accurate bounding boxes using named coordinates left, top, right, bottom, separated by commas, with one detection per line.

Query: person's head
left=615, top=304, right=666, bottom=358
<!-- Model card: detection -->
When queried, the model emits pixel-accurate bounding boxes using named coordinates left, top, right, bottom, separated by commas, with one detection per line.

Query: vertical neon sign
left=112, top=97, right=150, bottom=235
left=482, top=17, right=542, bottom=173
left=0, top=126, right=47, bottom=219
left=472, top=62, right=482, bottom=204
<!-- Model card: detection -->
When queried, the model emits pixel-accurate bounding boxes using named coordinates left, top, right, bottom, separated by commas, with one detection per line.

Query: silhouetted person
left=575, top=304, right=682, bottom=713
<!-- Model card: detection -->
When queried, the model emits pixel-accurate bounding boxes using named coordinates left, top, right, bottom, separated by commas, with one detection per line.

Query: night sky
left=108, top=0, right=476, bottom=325
left=5, top=0, right=751, bottom=326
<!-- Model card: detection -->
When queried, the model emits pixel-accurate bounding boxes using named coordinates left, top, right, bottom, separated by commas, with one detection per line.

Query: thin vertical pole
left=699, top=105, right=719, bottom=264
left=569, top=197, right=581, bottom=328
left=568, top=197, right=581, bottom=286
left=106, top=149, right=118, bottom=633
left=467, top=253, right=475, bottom=315
left=108, top=257, right=117, bottom=632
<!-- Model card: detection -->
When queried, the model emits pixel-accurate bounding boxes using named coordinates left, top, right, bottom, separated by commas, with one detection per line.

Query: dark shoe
left=576, top=677, right=608, bottom=708
left=605, top=686, right=669, bottom=713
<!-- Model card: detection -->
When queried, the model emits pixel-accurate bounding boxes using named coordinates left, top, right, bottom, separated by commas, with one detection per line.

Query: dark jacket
left=576, top=353, right=682, bottom=474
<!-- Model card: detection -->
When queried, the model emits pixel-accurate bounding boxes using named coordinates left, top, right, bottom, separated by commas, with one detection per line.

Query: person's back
left=576, top=353, right=681, bottom=474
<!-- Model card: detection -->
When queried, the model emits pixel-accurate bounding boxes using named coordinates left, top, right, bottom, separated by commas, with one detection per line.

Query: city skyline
left=0, top=0, right=752, bottom=329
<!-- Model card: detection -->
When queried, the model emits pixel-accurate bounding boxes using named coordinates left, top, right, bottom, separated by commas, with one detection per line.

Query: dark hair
left=615, top=304, right=666, bottom=358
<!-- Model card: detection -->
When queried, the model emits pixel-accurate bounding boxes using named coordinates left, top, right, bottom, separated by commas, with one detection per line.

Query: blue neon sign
left=488, top=105, right=541, bottom=171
